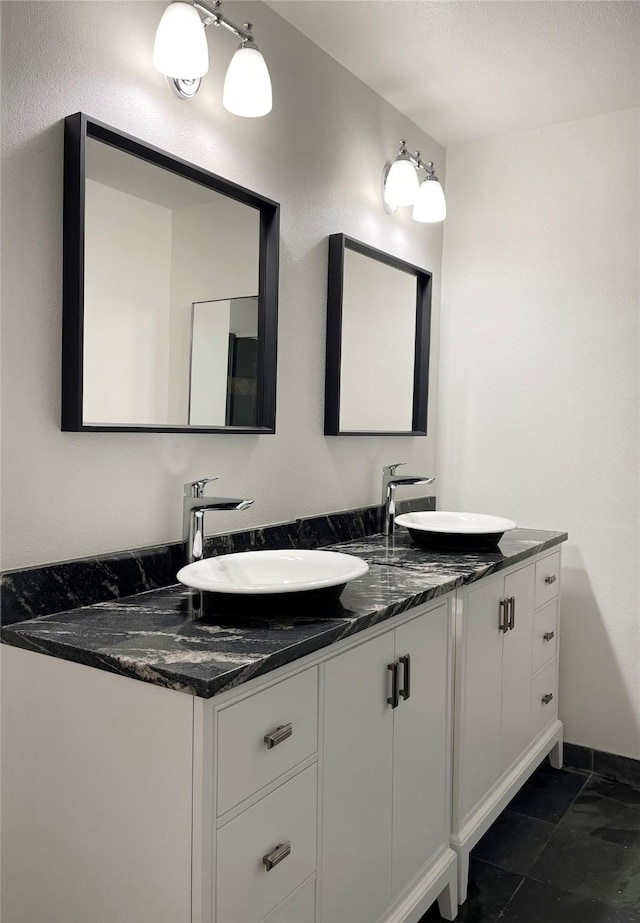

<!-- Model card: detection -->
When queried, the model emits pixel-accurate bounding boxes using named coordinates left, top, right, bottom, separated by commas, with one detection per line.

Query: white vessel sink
left=177, top=549, right=369, bottom=596
left=394, top=511, right=517, bottom=551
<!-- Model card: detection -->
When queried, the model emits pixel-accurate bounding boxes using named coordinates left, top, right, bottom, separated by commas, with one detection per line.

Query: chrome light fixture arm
left=390, top=143, right=437, bottom=178
left=193, top=0, right=254, bottom=45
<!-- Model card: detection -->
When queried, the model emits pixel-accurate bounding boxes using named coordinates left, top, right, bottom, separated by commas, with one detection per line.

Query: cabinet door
left=321, top=633, right=395, bottom=923
left=392, top=604, right=449, bottom=897
left=501, top=565, right=535, bottom=772
left=458, top=575, right=504, bottom=821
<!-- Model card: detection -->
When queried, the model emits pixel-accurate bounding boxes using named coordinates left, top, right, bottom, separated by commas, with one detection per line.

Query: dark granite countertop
left=1, top=529, right=566, bottom=699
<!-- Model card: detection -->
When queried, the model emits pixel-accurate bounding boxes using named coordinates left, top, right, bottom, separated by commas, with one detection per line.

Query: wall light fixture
left=382, top=140, right=446, bottom=223
left=153, top=0, right=272, bottom=117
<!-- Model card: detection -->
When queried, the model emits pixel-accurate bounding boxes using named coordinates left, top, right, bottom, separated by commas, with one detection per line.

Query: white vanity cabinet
left=451, top=549, right=563, bottom=903
left=2, top=541, right=565, bottom=922
left=1, top=596, right=457, bottom=923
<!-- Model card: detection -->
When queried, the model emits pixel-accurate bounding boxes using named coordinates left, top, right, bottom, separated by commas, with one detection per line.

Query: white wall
left=84, top=180, right=173, bottom=425
left=0, top=1, right=444, bottom=569
left=439, top=108, right=640, bottom=759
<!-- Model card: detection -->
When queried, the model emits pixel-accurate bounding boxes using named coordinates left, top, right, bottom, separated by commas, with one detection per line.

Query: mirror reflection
left=340, top=249, right=417, bottom=431
left=189, top=297, right=258, bottom=426
left=83, top=139, right=259, bottom=427
left=324, top=234, right=432, bottom=436
left=62, top=113, right=279, bottom=433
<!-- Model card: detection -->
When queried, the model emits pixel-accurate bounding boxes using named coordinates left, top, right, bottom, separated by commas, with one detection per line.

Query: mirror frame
left=61, top=112, right=279, bottom=433
left=324, top=233, right=432, bottom=436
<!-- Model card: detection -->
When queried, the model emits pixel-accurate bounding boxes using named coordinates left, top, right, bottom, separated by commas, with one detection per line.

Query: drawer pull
left=544, top=575, right=557, bottom=585
left=399, top=654, right=411, bottom=701
left=543, top=631, right=555, bottom=642
left=263, top=841, right=291, bottom=871
left=508, top=596, right=516, bottom=631
left=264, top=723, right=293, bottom=749
left=541, top=693, right=554, bottom=705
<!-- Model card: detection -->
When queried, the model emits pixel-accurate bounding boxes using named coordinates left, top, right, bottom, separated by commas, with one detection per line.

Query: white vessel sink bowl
left=394, top=512, right=517, bottom=552
left=177, top=549, right=369, bottom=604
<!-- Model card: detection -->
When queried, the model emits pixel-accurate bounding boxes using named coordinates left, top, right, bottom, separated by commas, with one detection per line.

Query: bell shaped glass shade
left=153, top=2, right=209, bottom=79
left=384, top=157, right=419, bottom=208
left=412, top=178, right=447, bottom=223
left=223, top=45, right=273, bottom=117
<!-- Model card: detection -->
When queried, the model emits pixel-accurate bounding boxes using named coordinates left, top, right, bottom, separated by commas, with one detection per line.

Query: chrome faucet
left=183, top=478, right=254, bottom=564
left=381, top=463, right=436, bottom=536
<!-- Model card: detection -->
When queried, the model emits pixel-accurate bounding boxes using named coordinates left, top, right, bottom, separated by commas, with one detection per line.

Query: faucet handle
left=383, top=463, right=407, bottom=476
left=184, top=477, right=218, bottom=498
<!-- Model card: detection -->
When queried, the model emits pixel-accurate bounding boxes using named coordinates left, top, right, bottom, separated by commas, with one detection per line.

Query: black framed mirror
left=62, top=112, right=279, bottom=433
left=324, top=234, right=432, bottom=436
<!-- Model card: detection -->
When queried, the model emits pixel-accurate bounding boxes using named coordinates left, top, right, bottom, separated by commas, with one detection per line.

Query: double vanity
left=1, top=520, right=566, bottom=923
left=1, top=111, right=566, bottom=923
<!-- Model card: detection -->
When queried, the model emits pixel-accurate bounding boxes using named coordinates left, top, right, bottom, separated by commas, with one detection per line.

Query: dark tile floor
left=422, top=760, right=640, bottom=922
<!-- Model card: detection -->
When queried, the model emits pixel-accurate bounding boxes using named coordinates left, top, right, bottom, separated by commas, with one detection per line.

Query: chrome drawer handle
left=264, top=723, right=292, bottom=749
left=263, top=841, right=291, bottom=871
left=542, top=693, right=554, bottom=705
left=544, top=575, right=557, bottom=585
left=543, top=631, right=555, bottom=642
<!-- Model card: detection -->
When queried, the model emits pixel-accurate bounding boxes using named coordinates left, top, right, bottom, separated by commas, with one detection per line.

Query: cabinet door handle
left=543, top=631, right=555, bottom=642
left=544, top=575, right=557, bottom=585
left=387, top=661, right=400, bottom=709
left=263, top=841, right=291, bottom=871
left=499, top=599, right=509, bottom=633
left=508, top=596, right=516, bottom=630
left=399, top=654, right=411, bottom=701
left=264, top=723, right=293, bottom=749
left=541, top=693, right=554, bottom=705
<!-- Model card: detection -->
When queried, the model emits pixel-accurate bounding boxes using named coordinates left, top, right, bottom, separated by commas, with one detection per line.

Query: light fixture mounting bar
left=407, top=153, right=437, bottom=180
left=391, top=141, right=437, bottom=180
left=192, top=0, right=254, bottom=43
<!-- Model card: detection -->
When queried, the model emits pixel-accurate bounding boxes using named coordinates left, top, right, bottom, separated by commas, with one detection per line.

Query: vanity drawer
left=532, top=600, right=558, bottom=674
left=216, top=765, right=318, bottom=923
left=534, top=552, right=560, bottom=609
left=259, top=877, right=315, bottom=923
left=531, top=660, right=558, bottom=736
left=217, top=667, right=318, bottom=815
